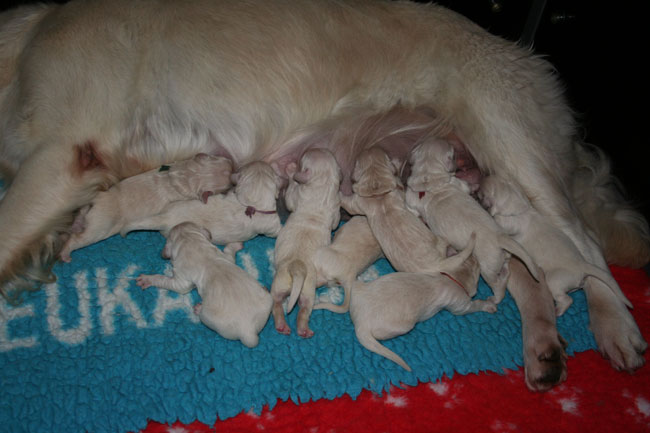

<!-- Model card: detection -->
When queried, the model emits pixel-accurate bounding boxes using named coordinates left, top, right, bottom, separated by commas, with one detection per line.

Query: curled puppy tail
left=583, top=264, right=632, bottom=309
left=498, top=234, right=540, bottom=281
left=355, top=328, right=411, bottom=371
left=438, top=232, right=476, bottom=275
left=572, top=143, right=650, bottom=268
left=286, top=260, right=308, bottom=313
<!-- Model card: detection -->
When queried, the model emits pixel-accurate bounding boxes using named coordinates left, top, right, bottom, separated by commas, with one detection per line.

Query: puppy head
left=478, top=175, right=531, bottom=216
left=407, top=139, right=455, bottom=191
left=352, top=147, right=401, bottom=197
left=164, top=222, right=211, bottom=259
left=232, top=161, right=282, bottom=210
left=169, top=154, right=233, bottom=202
left=294, top=148, right=341, bottom=186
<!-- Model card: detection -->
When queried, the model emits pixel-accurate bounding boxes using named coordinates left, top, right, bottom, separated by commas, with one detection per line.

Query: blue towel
left=0, top=226, right=596, bottom=433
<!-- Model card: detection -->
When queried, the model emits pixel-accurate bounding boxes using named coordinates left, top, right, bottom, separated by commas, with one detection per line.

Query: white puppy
left=312, top=216, right=383, bottom=313
left=405, top=139, right=540, bottom=303
left=271, top=148, right=341, bottom=337
left=136, top=222, right=272, bottom=348
left=350, top=271, right=496, bottom=371
left=122, top=161, right=283, bottom=250
left=60, top=153, right=232, bottom=261
left=341, top=147, right=477, bottom=284
left=479, top=175, right=632, bottom=315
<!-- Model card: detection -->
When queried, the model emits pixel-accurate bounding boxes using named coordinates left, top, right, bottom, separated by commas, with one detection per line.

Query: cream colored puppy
left=405, top=139, right=540, bottom=304
left=271, top=148, right=341, bottom=337
left=60, top=154, right=232, bottom=261
left=341, top=147, right=477, bottom=283
left=121, top=161, right=283, bottom=250
left=312, top=216, right=383, bottom=313
left=350, top=271, right=496, bottom=371
left=479, top=175, right=632, bottom=315
left=136, top=222, right=272, bottom=348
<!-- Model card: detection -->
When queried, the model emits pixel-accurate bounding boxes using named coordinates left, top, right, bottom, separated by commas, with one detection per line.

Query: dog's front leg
left=0, top=142, right=111, bottom=297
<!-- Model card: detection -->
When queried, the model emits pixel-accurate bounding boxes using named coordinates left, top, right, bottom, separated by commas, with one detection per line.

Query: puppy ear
left=202, top=227, right=212, bottom=242
left=293, top=168, right=311, bottom=184
left=162, top=241, right=172, bottom=260
left=200, top=190, right=214, bottom=204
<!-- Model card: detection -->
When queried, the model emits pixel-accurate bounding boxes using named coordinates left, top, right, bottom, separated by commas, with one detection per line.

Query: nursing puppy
left=341, top=147, right=477, bottom=283
left=405, top=139, right=540, bottom=303
left=136, top=222, right=272, bottom=348
left=271, top=149, right=341, bottom=337
left=479, top=175, right=633, bottom=316
left=350, top=272, right=496, bottom=371
left=59, top=153, right=232, bottom=261
left=312, top=216, right=384, bottom=313
left=1, top=0, right=648, bottom=377
left=122, top=161, right=282, bottom=248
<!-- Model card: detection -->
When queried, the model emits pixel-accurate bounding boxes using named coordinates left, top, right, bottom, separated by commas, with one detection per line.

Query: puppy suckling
left=60, top=154, right=232, bottom=261
left=405, top=139, right=540, bottom=304
left=341, top=147, right=477, bottom=285
left=121, top=161, right=283, bottom=248
left=136, top=222, right=272, bottom=348
left=271, top=149, right=341, bottom=337
left=349, top=271, right=496, bottom=371
left=312, top=216, right=384, bottom=313
left=479, top=175, right=633, bottom=316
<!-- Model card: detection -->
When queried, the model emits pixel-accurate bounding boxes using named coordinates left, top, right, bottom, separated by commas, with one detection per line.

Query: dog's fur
left=0, top=0, right=648, bottom=377
left=270, top=149, right=341, bottom=337
left=59, top=153, right=232, bottom=261
left=136, top=222, right=272, bottom=348
left=121, top=161, right=283, bottom=245
left=341, top=147, right=477, bottom=279
left=312, top=216, right=383, bottom=313
left=479, top=174, right=634, bottom=316
left=349, top=271, right=496, bottom=371
left=405, top=139, right=540, bottom=303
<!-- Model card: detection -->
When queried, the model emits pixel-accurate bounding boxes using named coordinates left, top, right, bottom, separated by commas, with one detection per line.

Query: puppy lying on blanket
left=271, top=149, right=341, bottom=337
left=348, top=272, right=496, bottom=372
left=405, top=139, right=540, bottom=303
left=1, top=0, right=648, bottom=382
left=59, top=154, right=232, bottom=261
left=136, top=222, right=272, bottom=348
left=479, top=175, right=633, bottom=316
left=122, top=161, right=282, bottom=251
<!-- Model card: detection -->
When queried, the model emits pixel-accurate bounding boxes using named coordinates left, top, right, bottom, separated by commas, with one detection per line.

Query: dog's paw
left=275, top=324, right=291, bottom=335
left=590, top=302, right=647, bottom=372
left=523, top=335, right=568, bottom=392
left=136, top=275, right=152, bottom=289
left=193, top=303, right=202, bottom=315
left=297, top=327, right=314, bottom=339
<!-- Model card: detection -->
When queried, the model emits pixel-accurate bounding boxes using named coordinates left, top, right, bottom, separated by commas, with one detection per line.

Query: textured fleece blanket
left=0, top=223, right=597, bottom=433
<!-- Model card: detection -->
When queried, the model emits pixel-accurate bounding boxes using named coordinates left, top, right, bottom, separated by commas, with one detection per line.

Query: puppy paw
left=136, top=275, right=153, bottom=289
left=480, top=299, right=498, bottom=314
left=298, top=327, right=314, bottom=338
left=524, top=336, right=568, bottom=392
left=59, top=252, right=72, bottom=263
left=275, top=324, right=291, bottom=335
left=193, top=303, right=202, bottom=315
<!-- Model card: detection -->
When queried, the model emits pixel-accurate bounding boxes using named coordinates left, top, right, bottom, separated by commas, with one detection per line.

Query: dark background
left=2, top=0, right=647, bottom=220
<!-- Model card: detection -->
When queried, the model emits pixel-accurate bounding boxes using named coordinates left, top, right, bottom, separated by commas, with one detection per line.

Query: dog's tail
left=497, top=234, right=541, bottom=281
left=355, top=328, right=412, bottom=371
left=437, top=232, right=476, bottom=275
left=572, top=143, right=650, bottom=268
left=286, top=260, right=309, bottom=313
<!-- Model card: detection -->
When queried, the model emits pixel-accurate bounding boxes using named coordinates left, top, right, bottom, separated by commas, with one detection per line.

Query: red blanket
left=141, top=267, right=650, bottom=433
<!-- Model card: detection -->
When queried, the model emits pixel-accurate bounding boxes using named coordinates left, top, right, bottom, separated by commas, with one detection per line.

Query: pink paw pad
left=193, top=303, right=202, bottom=315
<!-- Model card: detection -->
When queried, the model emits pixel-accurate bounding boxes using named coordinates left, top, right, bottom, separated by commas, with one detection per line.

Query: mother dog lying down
left=0, top=0, right=648, bottom=379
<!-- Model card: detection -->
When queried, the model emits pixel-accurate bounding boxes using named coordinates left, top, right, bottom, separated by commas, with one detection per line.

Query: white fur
left=136, top=222, right=272, bottom=348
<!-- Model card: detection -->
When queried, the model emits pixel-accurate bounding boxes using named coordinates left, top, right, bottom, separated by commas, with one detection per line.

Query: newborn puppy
left=136, top=222, right=272, bottom=348
left=341, top=147, right=476, bottom=283
left=271, top=148, right=341, bottom=337
left=405, top=139, right=540, bottom=303
left=60, top=153, right=232, bottom=261
left=312, top=216, right=384, bottom=313
left=479, top=175, right=632, bottom=315
left=350, top=272, right=496, bottom=371
left=122, top=161, right=283, bottom=247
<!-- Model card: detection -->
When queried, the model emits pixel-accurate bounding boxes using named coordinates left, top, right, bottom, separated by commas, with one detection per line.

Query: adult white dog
left=0, top=0, right=648, bottom=384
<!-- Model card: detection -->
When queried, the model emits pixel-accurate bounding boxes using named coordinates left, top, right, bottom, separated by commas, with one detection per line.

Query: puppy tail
left=498, top=234, right=541, bottom=281
left=438, top=232, right=476, bottom=274
left=355, top=329, right=411, bottom=372
left=572, top=143, right=650, bottom=268
left=286, top=260, right=308, bottom=313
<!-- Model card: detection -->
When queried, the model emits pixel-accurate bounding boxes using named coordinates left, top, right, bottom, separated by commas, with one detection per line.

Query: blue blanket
left=0, top=226, right=597, bottom=433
